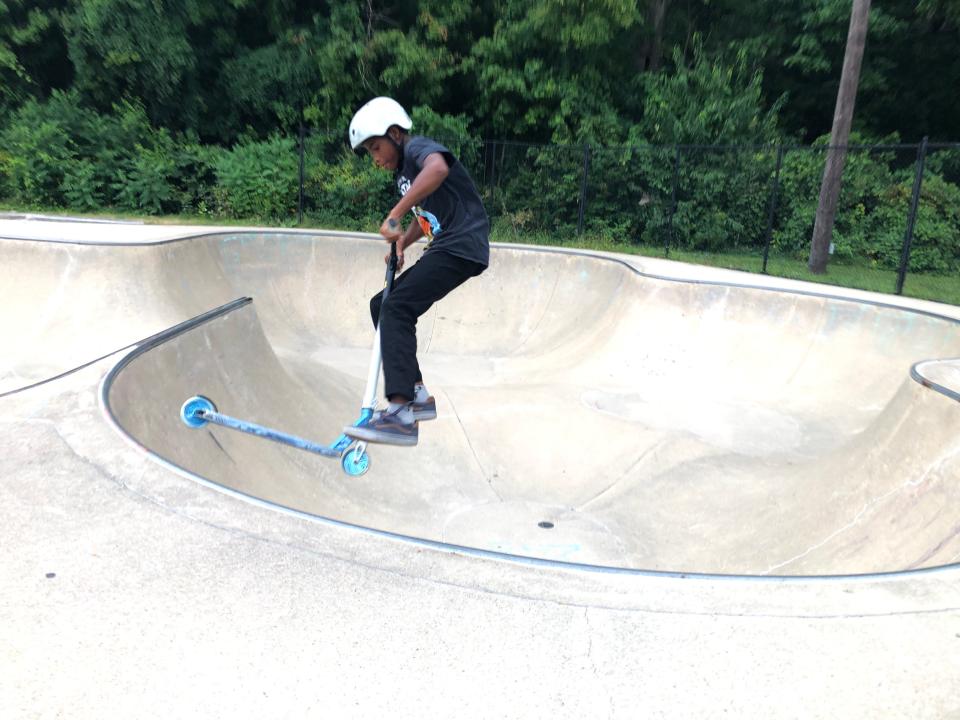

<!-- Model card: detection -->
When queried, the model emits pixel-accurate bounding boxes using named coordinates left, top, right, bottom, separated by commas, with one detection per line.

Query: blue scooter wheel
left=180, top=395, right=216, bottom=428
left=341, top=446, right=370, bottom=476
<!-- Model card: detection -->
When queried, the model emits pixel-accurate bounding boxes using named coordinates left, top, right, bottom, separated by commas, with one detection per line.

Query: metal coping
left=911, top=361, right=960, bottom=403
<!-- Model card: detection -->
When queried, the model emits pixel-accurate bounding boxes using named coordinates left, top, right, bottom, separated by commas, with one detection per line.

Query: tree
left=637, top=0, right=670, bottom=72
left=223, top=3, right=367, bottom=135
left=467, top=0, right=642, bottom=142
left=808, top=0, right=871, bottom=274
left=630, top=38, right=782, bottom=146
left=0, top=1, right=70, bottom=119
left=61, top=0, right=198, bottom=128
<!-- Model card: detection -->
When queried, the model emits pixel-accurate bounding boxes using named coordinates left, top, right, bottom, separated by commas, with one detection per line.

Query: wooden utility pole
left=808, top=0, right=871, bottom=274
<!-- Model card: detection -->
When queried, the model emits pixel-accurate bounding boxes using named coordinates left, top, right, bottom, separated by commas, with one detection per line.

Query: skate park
left=3, top=215, right=960, bottom=718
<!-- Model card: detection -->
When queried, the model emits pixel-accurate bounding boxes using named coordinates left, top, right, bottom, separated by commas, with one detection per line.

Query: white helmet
left=348, top=97, right=413, bottom=150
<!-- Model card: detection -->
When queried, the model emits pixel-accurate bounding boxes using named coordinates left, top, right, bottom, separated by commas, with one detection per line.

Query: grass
left=3, top=204, right=957, bottom=307
left=682, top=250, right=959, bottom=306
left=489, top=227, right=960, bottom=307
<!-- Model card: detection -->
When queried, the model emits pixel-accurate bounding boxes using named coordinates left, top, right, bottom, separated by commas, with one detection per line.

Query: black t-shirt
left=396, top=136, right=490, bottom=267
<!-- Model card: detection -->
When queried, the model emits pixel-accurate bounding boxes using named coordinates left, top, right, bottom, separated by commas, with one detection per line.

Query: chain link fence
left=291, top=131, right=959, bottom=304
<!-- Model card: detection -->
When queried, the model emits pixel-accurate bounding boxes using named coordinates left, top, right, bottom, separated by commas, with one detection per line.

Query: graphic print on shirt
left=398, top=174, right=442, bottom=244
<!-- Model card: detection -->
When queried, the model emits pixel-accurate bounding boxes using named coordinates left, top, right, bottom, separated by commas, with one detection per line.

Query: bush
left=584, top=145, right=674, bottom=245
left=480, top=140, right=778, bottom=252
left=1, top=109, right=74, bottom=207
left=772, top=135, right=960, bottom=273
left=669, top=147, right=776, bottom=251
left=62, top=159, right=101, bottom=211
left=170, top=138, right=220, bottom=216
left=409, top=106, right=484, bottom=175
left=773, top=138, right=896, bottom=262
left=866, top=173, right=960, bottom=274
left=303, top=149, right=394, bottom=229
left=114, top=145, right=175, bottom=214
left=491, top=144, right=584, bottom=234
left=0, top=92, right=217, bottom=214
left=215, top=134, right=299, bottom=221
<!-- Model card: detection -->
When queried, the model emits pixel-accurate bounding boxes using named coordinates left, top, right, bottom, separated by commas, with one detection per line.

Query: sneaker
left=368, top=396, right=436, bottom=423
left=344, top=407, right=419, bottom=447
left=411, top=395, right=437, bottom=421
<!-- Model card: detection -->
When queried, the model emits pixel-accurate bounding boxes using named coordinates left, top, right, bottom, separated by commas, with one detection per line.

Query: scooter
left=179, top=242, right=399, bottom=477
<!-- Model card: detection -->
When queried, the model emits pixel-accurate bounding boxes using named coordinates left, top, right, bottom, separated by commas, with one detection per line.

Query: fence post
left=482, top=139, right=490, bottom=188
left=577, top=143, right=591, bottom=236
left=895, top=136, right=928, bottom=295
left=665, top=145, right=682, bottom=257
left=297, top=120, right=305, bottom=225
left=762, top=145, right=785, bottom=274
left=488, top=141, right=497, bottom=225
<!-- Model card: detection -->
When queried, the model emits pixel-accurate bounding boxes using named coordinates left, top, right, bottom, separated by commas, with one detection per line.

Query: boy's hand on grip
left=385, top=246, right=405, bottom=270
left=380, top=216, right=402, bottom=243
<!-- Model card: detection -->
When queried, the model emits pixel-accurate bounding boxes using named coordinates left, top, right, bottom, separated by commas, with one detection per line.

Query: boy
left=343, top=97, right=490, bottom=446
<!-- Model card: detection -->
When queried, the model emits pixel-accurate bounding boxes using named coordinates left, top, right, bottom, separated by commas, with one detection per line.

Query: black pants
left=370, top=250, right=485, bottom=401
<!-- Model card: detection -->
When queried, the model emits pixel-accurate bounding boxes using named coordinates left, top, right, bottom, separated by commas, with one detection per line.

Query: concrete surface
left=2, top=216, right=960, bottom=719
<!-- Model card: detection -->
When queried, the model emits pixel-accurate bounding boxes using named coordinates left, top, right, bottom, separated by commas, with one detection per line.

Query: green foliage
left=468, top=0, right=640, bottom=142
left=366, top=29, right=453, bottom=109
left=583, top=145, right=674, bottom=245
left=481, top=151, right=569, bottom=236
left=114, top=145, right=175, bottom=214
left=771, top=135, right=960, bottom=273
left=926, top=146, right=960, bottom=186
left=303, top=149, right=394, bottom=229
left=0, top=91, right=216, bottom=213
left=0, top=0, right=958, bottom=292
left=61, top=0, right=197, bottom=127
left=780, top=0, right=957, bottom=141
left=913, top=173, right=960, bottom=273
left=919, top=0, right=960, bottom=25
left=1, top=95, right=74, bottom=206
left=2, top=0, right=960, bottom=147
left=109, top=122, right=218, bottom=216
left=224, top=3, right=366, bottom=134
left=773, top=138, right=894, bottom=263
left=409, top=106, right=485, bottom=177
left=0, top=0, right=66, bottom=121
left=866, top=173, right=960, bottom=273
left=62, top=159, right=99, bottom=211
left=483, top=32, right=787, bottom=249
left=215, top=135, right=298, bottom=221
left=673, top=147, right=776, bottom=251
left=631, top=38, right=782, bottom=146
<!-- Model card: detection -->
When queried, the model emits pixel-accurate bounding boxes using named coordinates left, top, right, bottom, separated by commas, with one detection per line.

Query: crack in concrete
left=583, top=608, right=614, bottom=719
left=444, top=389, right=501, bottom=501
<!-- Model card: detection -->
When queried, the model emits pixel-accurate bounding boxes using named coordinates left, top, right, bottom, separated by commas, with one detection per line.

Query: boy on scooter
left=343, top=97, right=490, bottom=446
